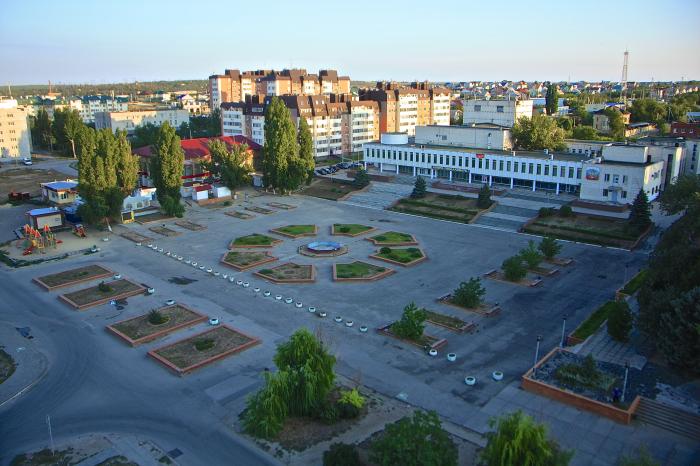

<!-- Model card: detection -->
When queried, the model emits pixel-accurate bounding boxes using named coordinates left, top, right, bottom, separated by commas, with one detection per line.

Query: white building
left=69, top=96, right=129, bottom=123
left=362, top=126, right=669, bottom=204
left=0, top=99, right=32, bottom=160
left=94, top=109, right=190, bottom=134
left=462, top=99, right=533, bottom=127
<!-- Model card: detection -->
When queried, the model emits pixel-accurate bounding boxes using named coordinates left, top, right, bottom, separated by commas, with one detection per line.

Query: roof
left=27, top=207, right=61, bottom=216
left=42, top=180, right=78, bottom=191
left=133, top=136, right=261, bottom=160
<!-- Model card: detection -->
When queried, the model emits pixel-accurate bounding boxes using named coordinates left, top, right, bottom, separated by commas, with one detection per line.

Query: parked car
left=22, top=158, right=33, bottom=166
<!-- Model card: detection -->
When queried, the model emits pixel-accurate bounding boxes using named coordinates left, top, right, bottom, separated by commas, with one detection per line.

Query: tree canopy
left=150, top=122, right=185, bottom=216
left=52, top=108, right=83, bottom=157
left=511, top=115, right=566, bottom=152
left=545, top=84, right=559, bottom=116
left=602, top=108, right=625, bottom=140
left=262, top=97, right=297, bottom=193
left=205, top=139, right=252, bottom=192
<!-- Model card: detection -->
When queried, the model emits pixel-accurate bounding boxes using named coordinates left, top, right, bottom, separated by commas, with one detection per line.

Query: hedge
left=530, top=222, right=637, bottom=241
left=572, top=301, right=618, bottom=340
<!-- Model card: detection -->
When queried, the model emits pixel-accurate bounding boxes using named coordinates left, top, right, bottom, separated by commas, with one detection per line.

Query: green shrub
left=502, top=256, right=527, bottom=282
left=194, top=338, right=215, bottom=351
left=539, top=207, right=556, bottom=217
left=410, top=175, right=427, bottom=199
left=97, top=281, right=112, bottom=292
left=340, top=226, right=350, bottom=233
left=519, top=240, right=543, bottom=269
left=259, top=269, right=273, bottom=275
left=538, top=236, right=562, bottom=259
left=559, top=205, right=573, bottom=217
left=379, top=246, right=391, bottom=254
left=323, top=443, right=361, bottom=466
left=477, top=184, right=493, bottom=208
left=391, top=302, right=426, bottom=341
left=339, top=388, right=365, bottom=409
left=337, top=401, right=361, bottom=419
left=452, top=277, right=485, bottom=308
left=607, top=301, right=633, bottom=342
left=148, top=309, right=167, bottom=325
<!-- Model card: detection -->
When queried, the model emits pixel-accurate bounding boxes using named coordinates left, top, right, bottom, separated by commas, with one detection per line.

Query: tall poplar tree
left=115, top=130, right=139, bottom=194
left=297, top=117, right=315, bottom=185
left=150, top=122, right=185, bottom=216
left=262, top=97, right=296, bottom=193
left=545, top=83, right=559, bottom=116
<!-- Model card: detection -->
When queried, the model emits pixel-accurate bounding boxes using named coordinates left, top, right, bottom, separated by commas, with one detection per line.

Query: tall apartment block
left=209, top=68, right=351, bottom=110
left=0, top=99, right=32, bottom=160
left=221, top=94, right=378, bottom=157
left=358, top=82, right=451, bottom=136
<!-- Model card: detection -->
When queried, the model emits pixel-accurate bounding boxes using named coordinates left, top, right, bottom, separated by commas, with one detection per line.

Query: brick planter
left=376, top=323, right=447, bottom=351
left=34, top=264, right=114, bottom=291
left=484, top=269, right=542, bottom=287
left=369, top=248, right=427, bottom=267
left=269, top=225, right=318, bottom=238
left=437, top=295, right=501, bottom=317
left=220, top=251, right=278, bottom=271
left=366, top=232, right=418, bottom=247
left=59, top=279, right=146, bottom=310
left=332, top=263, right=395, bottom=282
left=229, top=235, right=282, bottom=249
left=254, top=263, right=316, bottom=284
left=521, top=348, right=641, bottom=424
left=107, top=304, right=207, bottom=346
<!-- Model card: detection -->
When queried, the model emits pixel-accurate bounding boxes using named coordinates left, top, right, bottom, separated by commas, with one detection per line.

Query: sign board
left=476, top=153, right=485, bottom=159
left=585, top=167, right=600, bottom=181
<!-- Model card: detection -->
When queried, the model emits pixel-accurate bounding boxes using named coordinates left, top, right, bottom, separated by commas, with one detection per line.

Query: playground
left=2, top=223, right=95, bottom=262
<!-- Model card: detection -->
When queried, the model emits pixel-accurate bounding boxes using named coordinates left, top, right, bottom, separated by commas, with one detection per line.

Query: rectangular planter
left=332, top=263, right=395, bottom=282
left=220, top=251, right=278, bottom=271
left=484, top=269, right=542, bottom=287
left=59, top=279, right=146, bottom=310
left=377, top=323, right=447, bottom=351
left=33, top=264, right=114, bottom=291
left=106, top=304, right=208, bottom=346
left=437, top=295, right=501, bottom=317
left=269, top=225, right=318, bottom=238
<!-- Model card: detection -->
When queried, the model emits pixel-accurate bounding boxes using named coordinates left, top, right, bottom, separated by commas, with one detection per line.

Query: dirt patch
left=135, top=212, right=174, bottom=224
left=34, top=264, right=112, bottom=290
left=222, top=251, right=277, bottom=271
left=174, top=220, right=206, bottom=231
left=108, top=304, right=207, bottom=345
left=0, top=168, right=68, bottom=203
left=119, top=231, right=152, bottom=243
left=149, top=226, right=180, bottom=237
left=225, top=210, right=255, bottom=220
left=256, top=263, right=315, bottom=283
left=301, top=178, right=361, bottom=201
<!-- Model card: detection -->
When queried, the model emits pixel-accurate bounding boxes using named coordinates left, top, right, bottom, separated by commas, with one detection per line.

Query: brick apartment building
left=671, top=122, right=700, bottom=138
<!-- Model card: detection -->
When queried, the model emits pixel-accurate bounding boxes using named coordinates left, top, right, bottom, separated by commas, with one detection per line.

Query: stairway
left=635, top=397, right=700, bottom=440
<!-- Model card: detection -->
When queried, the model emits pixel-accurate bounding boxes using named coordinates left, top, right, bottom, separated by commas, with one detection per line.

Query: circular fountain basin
left=307, top=241, right=342, bottom=252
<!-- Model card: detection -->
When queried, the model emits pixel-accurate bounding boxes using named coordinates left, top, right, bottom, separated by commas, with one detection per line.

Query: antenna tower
left=621, top=50, right=629, bottom=105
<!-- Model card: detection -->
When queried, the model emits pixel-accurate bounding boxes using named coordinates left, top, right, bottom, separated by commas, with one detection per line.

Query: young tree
left=262, top=97, right=296, bottom=193
left=391, top=302, right=426, bottom=342
left=538, top=236, right=562, bottom=260
left=353, top=168, right=370, bottom=188
left=607, top=301, right=633, bottom=342
left=629, top=189, right=652, bottom=232
left=297, top=117, right=315, bottom=185
left=453, top=277, right=486, bottom=308
left=511, top=115, right=567, bottom=152
left=150, top=122, right=185, bottom=217
left=545, top=83, right=559, bottom=116
left=481, top=410, right=573, bottom=466
left=502, top=256, right=527, bottom=282
left=571, top=125, right=599, bottom=140
left=411, top=175, right=427, bottom=199
left=519, top=240, right=543, bottom=270
left=53, top=108, right=84, bottom=158
left=32, top=108, right=53, bottom=150
left=370, top=411, right=458, bottom=466
left=206, top=139, right=252, bottom=192
left=323, top=443, right=361, bottom=466
left=478, top=184, right=493, bottom=208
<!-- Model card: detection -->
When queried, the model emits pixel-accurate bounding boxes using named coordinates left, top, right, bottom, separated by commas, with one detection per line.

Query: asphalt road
left=0, top=276, right=279, bottom=466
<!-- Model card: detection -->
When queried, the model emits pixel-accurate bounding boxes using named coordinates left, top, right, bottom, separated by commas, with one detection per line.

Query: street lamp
left=560, top=315, right=567, bottom=348
left=621, top=361, right=630, bottom=403
left=533, top=335, right=542, bottom=377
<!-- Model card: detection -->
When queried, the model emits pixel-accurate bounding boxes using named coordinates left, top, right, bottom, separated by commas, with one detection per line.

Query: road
left=0, top=275, right=279, bottom=466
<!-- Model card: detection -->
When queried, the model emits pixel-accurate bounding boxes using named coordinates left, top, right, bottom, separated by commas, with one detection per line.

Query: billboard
left=585, top=167, right=601, bottom=181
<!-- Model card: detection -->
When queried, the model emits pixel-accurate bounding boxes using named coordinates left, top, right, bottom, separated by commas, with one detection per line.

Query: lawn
left=230, top=233, right=279, bottom=248
left=151, top=326, right=257, bottom=372
left=271, top=224, right=317, bottom=237
left=35, top=264, right=112, bottom=289
left=257, top=263, right=314, bottom=282
left=222, top=251, right=276, bottom=270
left=373, top=247, right=425, bottom=265
left=61, top=279, right=144, bottom=308
left=335, top=261, right=386, bottom=279
left=0, top=348, right=16, bottom=384
left=332, top=223, right=374, bottom=236
left=525, top=213, right=643, bottom=248
left=109, top=304, right=206, bottom=344
left=301, top=178, right=360, bottom=201
left=424, top=310, right=473, bottom=333
left=390, top=192, right=482, bottom=223
left=571, top=301, right=618, bottom=341
left=620, top=269, right=648, bottom=295
left=367, top=231, right=417, bottom=246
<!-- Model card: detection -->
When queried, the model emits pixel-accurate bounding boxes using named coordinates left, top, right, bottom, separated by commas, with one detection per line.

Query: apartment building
left=358, top=82, right=450, bottom=136
left=68, top=95, right=129, bottom=123
left=362, top=126, right=666, bottom=204
left=221, top=94, right=378, bottom=157
left=94, top=109, right=190, bottom=134
left=0, top=99, right=32, bottom=160
left=209, top=68, right=350, bottom=110
left=462, top=98, right=533, bottom=127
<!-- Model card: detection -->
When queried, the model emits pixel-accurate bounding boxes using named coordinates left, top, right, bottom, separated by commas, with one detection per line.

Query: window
left=552, top=166, right=558, bottom=177
left=622, top=191, right=627, bottom=199
left=514, top=161, right=519, bottom=172
left=603, top=189, right=609, bottom=197
left=471, top=158, right=476, bottom=168
left=577, top=168, right=582, bottom=179
left=568, top=167, right=574, bottom=178
left=474, top=105, right=481, bottom=112
left=536, top=164, right=541, bottom=175
left=507, top=161, right=511, bottom=171
left=604, top=174, right=610, bottom=182
left=622, top=175, right=628, bottom=184
left=452, top=156, right=456, bottom=166
left=485, top=159, right=489, bottom=169
left=499, top=160, right=504, bottom=171
left=544, top=165, right=549, bottom=176
left=496, top=106, right=504, bottom=113
left=422, top=154, right=425, bottom=163
left=613, top=175, right=619, bottom=183
left=521, top=163, right=526, bottom=174
left=528, top=163, right=534, bottom=174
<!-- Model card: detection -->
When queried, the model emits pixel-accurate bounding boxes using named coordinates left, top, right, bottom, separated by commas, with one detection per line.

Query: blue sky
left=1, top=0, right=699, bottom=84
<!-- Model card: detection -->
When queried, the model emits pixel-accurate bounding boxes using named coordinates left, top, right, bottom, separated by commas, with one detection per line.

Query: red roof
left=133, top=135, right=261, bottom=160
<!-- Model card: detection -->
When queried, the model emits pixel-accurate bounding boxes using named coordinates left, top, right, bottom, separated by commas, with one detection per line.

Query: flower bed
left=270, top=224, right=318, bottom=238
left=119, top=231, right=153, bottom=243
left=389, top=192, right=482, bottom=223
left=245, top=205, right=275, bottom=215
left=34, top=264, right=113, bottom=290
left=424, top=310, right=475, bottom=333
left=333, top=261, right=394, bottom=282
left=174, top=220, right=206, bottom=231
left=107, top=304, right=207, bottom=346
left=521, top=214, right=646, bottom=249
left=225, top=210, right=255, bottom=220
left=484, top=269, right=542, bottom=287
left=331, top=223, right=376, bottom=237
left=135, top=212, right=175, bottom=224
left=255, top=263, right=316, bottom=283
left=437, top=294, right=501, bottom=317
left=370, top=247, right=426, bottom=267
left=366, top=231, right=418, bottom=246
left=267, top=202, right=296, bottom=210
left=59, top=279, right=146, bottom=310
left=229, top=233, right=282, bottom=248
left=221, top=250, right=277, bottom=271
left=149, top=226, right=180, bottom=237
left=377, top=323, right=447, bottom=350
left=148, top=325, right=260, bottom=376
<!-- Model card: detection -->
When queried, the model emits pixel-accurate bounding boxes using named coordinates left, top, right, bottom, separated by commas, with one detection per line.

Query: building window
left=471, top=158, right=475, bottom=168
left=622, top=191, right=627, bottom=199
left=544, top=165, right=549, bottom=176
left=569, top=167, right=574, bottom=178
left=496, top=106, right=504, bottom=113
left=603, top=189, right=609, bottom=197
left=613, top=175, right=619, bottom=183
left=577, top=168, right=582, bottom=179
left=499, top=160, right=504, bottom=171
left=478, top=159, right=482, bottom=169
left=528, top=163, right=534, bottom=174
left=485, top=159, right=489, bottom=169
left=514, top=161, right=519, bottom=172
left=507, top=161, right=511, bottom=171
left=622, top=175, right=628, bottom=184
left=422, top=154, right=425, bottom=163
left=552, top=166, right=558, bottom=177
left=474, top=105, right=481, bottom=112
left=604, top=173, right=610, bottom=182
left=536, top=164, right=541, bottom=175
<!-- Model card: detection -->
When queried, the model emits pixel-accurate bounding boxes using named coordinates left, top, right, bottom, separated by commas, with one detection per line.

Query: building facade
left=0, top=99, right=32, bottom=160
left=69, top=95, right=129, bottom=123
left=462, top=98, right=533, bottom=127
left=95, top=109, right=190, bottom=134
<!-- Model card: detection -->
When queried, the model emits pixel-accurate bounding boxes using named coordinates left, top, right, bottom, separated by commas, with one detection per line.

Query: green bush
left=339, top=388, right=365, bottom=409
left=148, top=309, right=167, bottom=325
left=502, top=256, right=527, bottom=282
left=452, top=277, right=486, bottom=308
left=194, top=338, right=215, bottom=351
left=519, top=240, right=543, bottom=269
left=379, top=246, right=391, bottom=254
left=539, top=207, right=556, bottom=217
left=391, top=302, right=426, bottom=341
left=340, top=226, right=351, bottom=233
left=323, top=443, right=361, bottom=466
left=410, top=175, right=427, bottom=199
left=477, top=184, right=493, bottom=209
left=607, top=301, right=633, bottom=342
left=538, top=236, right=562, bottom=260
left=97, top=281, right=112, bottom=292
left=559, top=205, right=573, bottom=217
left=259, top=269, right=273, bottom=275
left=337, top=401, right=361, bottom=419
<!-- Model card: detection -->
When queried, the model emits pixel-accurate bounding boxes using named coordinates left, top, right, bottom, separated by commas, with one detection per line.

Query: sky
left=1, top=0, right=699, bottom=85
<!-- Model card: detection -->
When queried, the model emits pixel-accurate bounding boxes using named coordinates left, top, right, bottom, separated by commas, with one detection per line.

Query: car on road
left=22, top=158, right=33, bottom=166
left=209, top=317, right=220, bottom=326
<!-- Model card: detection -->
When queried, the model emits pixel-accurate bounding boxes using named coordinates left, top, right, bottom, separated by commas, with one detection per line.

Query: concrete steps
left=635, top=397, right=700, bottom=440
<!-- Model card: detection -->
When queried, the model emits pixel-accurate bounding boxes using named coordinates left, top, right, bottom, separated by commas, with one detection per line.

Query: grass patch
left=301, top=178, right=360, bottom=200
left=0, top=348, right=17, bottom=384
left=332, top=223, right=373, bottom=235
left=620, top=269, right=648, bottom=295
left=390, top=192, right=481, bottom=223
left=369, top=231, right=415, bottom=245
left=335, top=261, right=385, bottom=279
left=231, top=233, right=277, bottom=247
left=375, top=247, right=424, bottom=264
left=257, top=263, right=313, bottom=281
left=571, top=301, right=618, bottom=341
left=525, top=213, right=643, bottom=249
left=272, top=224, right=316, bottom=236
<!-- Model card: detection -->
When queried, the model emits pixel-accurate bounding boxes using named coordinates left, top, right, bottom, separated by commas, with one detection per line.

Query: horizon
left=2, top=0, right=699, bottom=85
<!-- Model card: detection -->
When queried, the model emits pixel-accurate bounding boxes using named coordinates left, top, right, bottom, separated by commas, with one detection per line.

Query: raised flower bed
left=333, top=261, right=394, bottom=282
left=59, top=279, right=146, bottom=310
left=424, top=310, right=475, bottom=333
left=149, top=226, right=180, bottom=237
left=107, top=304, right=207, bottom=346
left=221, top=250, right=277, bottom=271
left=366, top=231, right=418, bottom=246
left=331, top=223, right=376, bottom=237
left=174, top=220, right=206, bottom=231
left=377, top=323, right=447, bottom=351
left=225, top=210, right=255, bottom=220
left=34, top=264, right=113, bottom=291
left=270, top=224, right=318, bottom=238
left=245, top=205, right=275, bottom=215
left=255, top=263, right=316, bottom=283
left=267, top=202, right=296, bottom=210
left=229, top=233, right=282, bottom=249
left=484, top=269, right=542, bottom=287
left=370, top=247, right=426, bottom=267
left=119, top=231, right=153, bottom=243
left=148, top=325, right=260, bottom=376
left=437, top=294, right=501, bottom=317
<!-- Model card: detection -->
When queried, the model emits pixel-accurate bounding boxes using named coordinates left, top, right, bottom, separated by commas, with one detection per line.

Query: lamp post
left=560, top=315, right=567, bottom=348
left=533, top=335, right=542, bottom=377
left=621, top=361, right=630, bottom=403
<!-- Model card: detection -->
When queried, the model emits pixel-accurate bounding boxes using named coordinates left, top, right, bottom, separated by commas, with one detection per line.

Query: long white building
left=362, top=125, right=666, bottom=204
left=94, top=109, right=190, bottom=134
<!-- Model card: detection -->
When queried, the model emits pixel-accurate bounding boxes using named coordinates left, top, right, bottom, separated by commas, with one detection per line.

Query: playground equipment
left=21, top=224, right=62, bottom=255
left=73, top=224, right=87, bottom=238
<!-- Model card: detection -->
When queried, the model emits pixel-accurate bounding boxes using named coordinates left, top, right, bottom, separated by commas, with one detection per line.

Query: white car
left=209, top=317, right=220, bottom=326
left=165, top=299, right=176, bottom=306
left=22, top=158, right=33, bottom=166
